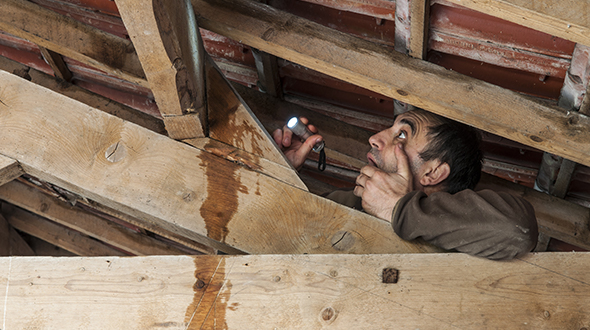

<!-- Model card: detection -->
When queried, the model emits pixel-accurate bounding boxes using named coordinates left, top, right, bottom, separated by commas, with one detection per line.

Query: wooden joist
left=0, top=180, right=192, bottom=256
left=440, top=0, right=590, bottom=47
left=0, top=0, right=147, bottom=87
left=0, top=70, right=438, bottom=255
left=194, top=0, right=590, bottom=168
left=2, top=204, right=125, bottom=256
left=0, top=213, right=34, bottom=256
left=0, top=253, right=589, bottom=328
left=116, top=0, right=208, bottom=139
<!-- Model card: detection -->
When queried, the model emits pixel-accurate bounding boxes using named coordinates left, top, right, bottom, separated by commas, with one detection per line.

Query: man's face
left=367, top=110, right=436, bottom=182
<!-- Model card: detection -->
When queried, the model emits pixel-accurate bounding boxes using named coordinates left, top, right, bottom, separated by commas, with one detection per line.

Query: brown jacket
left=326, top=189, right=538, bottom=260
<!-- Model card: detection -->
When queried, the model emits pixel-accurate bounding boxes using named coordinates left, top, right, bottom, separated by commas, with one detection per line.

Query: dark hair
left=418, top=113, right=483, bottom=194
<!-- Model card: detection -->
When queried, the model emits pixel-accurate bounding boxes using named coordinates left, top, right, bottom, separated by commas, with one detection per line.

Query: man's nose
left=369, top=132, right=384, bottom=149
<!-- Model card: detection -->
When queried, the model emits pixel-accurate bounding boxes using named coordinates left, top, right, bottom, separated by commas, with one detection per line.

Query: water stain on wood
left=185, top=256, right=232, bottom=330
left=198, top=141, right=247, bottom=242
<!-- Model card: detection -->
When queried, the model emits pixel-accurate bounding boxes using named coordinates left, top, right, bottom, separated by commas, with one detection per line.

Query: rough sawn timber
left=0, top=253, right=589, bottom=329
left=0, top=70, right=437, bottom=255
left=194, top=0, right=590, bottom=168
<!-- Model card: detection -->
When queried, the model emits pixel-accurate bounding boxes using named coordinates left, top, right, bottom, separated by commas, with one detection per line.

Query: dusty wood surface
left=440, top=0, right=590, bottom=47
left=0, top=0, right=147, bottom=87
left=0, top=55, right=166, bottom=135
left=116, top=0, right=207, bottom=139
left=2, top=204, right=125, bottom=256
left=0, top=155, right=22, bottom=188
left=0, top=180, right=190, bottom=256
left=0, top=253, right=588, bottom=329
left=0, top=70, right=438, bottom=255
left=194, top=0, right=590, bottom=168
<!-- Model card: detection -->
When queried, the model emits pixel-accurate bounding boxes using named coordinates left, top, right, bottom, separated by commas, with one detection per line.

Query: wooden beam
left=0, top=180, right=192, bottom=256
left=115, top=0, right=207, bottom=139
left=0, top=155, right=23, bottom=188
left=252, top=48, right=283, bottom=98
left=408, top=0, right=430, bottom=59
left=0, top=212, right=35, bottom=256
left=2, top=204, right=125, bottom=256
left=0, top=55, right=166, bottom=135
left=1, top=253, right=589, bottom=328
left=440, top=0, right=590, bottom=47
left=0, top=0, right=147, bottom=87
left=39, top=47, right=73, bottom=82
left=0, top=70, right=438, bottom=255
left=194, top=0, right=590, bottom=168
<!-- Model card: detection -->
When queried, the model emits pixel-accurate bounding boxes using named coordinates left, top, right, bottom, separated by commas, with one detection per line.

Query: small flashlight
left=287, top=117, right=324, bottom=152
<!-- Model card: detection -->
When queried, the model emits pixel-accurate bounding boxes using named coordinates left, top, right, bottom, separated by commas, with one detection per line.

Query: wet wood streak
left=198, top=141, right=248, bottom=243
left=185, top=256, right=231, bottom=329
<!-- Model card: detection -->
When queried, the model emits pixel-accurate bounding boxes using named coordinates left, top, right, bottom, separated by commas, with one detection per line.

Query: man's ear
left=419, top=161, right=450, bottom=187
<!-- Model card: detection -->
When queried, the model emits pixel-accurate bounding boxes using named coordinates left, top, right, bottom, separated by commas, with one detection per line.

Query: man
left=273, top=109, right=538, bottom=260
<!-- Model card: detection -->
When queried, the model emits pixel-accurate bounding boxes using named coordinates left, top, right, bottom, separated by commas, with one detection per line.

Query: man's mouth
left=367, top=152, right=377, bottom=167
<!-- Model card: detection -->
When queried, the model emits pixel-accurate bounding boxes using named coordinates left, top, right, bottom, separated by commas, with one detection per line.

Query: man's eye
left=398, top=131, right=406, bottom=139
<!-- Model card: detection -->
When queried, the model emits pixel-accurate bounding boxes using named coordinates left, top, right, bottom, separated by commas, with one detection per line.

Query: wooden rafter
left=0, top=70, right=438, bottom=255
left=193, top=0, right=590, bottom=168
left=116, top=0, right=208, bottom=139
left=439, top=0, right=590, bottom=47
left=1, top=253, right=589, bottom=328
left=0, top=155, right=23, bottom=188
left=0, top=0, right=147, bottom=87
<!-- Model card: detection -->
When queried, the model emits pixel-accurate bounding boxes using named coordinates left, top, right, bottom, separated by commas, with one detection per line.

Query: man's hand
left=354, top=144, right=413, bottom=221
left=272, top=117, right=322, bottom=170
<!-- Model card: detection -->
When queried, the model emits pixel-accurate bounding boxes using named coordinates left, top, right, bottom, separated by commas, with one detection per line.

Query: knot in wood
left=194, top=279, right=206, bottom=290
left=330, top=231, right=355, bottom=251
left=320, top=307, right=337, bottom=323
left=105, top=142, right=126, bottom=163
left=382, top=268, right=399, bottom=284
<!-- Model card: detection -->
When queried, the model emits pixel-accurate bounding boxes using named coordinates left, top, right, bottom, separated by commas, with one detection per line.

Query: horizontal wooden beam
left=439, top=0, right=590, bottom=47
left=0, top=180, right=191, bottom=256
left=1, top=253, right=589, bottom=328
left=0, top=70, right=438, bottom=255
left=194, top=0, right=590, bottom=168
left=0, top=0, right=147, bottom=87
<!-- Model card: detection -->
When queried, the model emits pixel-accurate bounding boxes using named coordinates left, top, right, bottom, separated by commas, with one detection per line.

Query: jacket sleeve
left=391, top=189, right=538, bottom=260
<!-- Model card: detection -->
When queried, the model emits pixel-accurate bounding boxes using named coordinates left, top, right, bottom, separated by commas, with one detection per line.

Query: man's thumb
left=395, top=144, right=411, bottom=177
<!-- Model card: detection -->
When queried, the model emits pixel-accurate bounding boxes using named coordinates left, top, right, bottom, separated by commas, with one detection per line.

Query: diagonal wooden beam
left=116, top=0, right=208, bottom=139
left=0, top=213, right=34, bottom=256
left=0, top=180, right=193, bottom=256
left=439, top=0, right=590, bottom=47
left=0, top=70, right=438, bottom=255
left=1, top=253, right=589, bottom=328
left=0, top=0, right=147, bottom=87
left=194, top=0, right=590, bottom=168
left=39, top=47, right=73, bottom=82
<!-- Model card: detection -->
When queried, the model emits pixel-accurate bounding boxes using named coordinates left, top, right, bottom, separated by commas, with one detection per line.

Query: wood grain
left=0, top=70, right=438, bottom=255
left=0, top=253, right=589, bottom=328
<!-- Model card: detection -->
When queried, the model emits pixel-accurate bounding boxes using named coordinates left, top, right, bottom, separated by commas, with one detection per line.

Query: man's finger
left=360, top=165, right=377, bottom=177
left=395, top=144, right=412, bottom=179
left=272, top=129, right=283, bottom=146
left=281, top=125, right=293, bottom=147
left=295, top=134, right=322, bottom=159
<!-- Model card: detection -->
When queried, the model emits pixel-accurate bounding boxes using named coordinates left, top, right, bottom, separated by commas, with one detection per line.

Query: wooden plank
left=0, top=180, right=191, bottom=256
left=0, top=0, right=147, bottom=87
left=0, top=155, right=22, bottom=188
left=1, top=253, right=590, bottom=328
left=39, top=47, right=73, bottom=82
left=194, top=0, right=590, bottom=168
left=115, top=0, right=207, bottom=139
left=0, top=70, right=438, bottom=255
left=440, top=0, right=590, bottom=47
left=409, top=0, right=430, bottom=59
left=2, top=204, right=125, bottom=256
left=252, top=48, right=283, bottom=98
left=0, top=55, right=166, bottom=135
